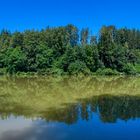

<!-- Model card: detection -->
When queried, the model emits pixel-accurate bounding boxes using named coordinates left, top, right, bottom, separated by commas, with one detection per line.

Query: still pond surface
left=0, top=76, right=140, bottom=140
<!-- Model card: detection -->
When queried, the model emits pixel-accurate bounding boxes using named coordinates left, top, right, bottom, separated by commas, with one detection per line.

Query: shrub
left=134, top=64, right=140, bottom=74
left=96, top=68, right=119, bottom=75
left=51, top=68, right=64, bottom=76
left=0, top=68, right=6, bottom=75
left=68, top=61, right=90, bottom=75
left=122, top=63, right=137, bottom=75
left=4, top=47, right=27, bottom=74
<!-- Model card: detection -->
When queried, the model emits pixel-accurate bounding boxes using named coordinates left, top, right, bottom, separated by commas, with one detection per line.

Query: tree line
left=0, top=24, right=140, bottom=75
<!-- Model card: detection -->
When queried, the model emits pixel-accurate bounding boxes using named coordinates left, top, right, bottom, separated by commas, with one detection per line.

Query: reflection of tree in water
left=0, top=76, right=140, bottom=124
left=98, top=95, right=140, bottom=123
left=1, top=94, right=140, bottom=124
left=40, top=95, right=140, bottom=124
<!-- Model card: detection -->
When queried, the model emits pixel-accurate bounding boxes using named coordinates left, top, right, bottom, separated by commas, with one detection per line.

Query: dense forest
left=0, top=24, right=140, bottom=75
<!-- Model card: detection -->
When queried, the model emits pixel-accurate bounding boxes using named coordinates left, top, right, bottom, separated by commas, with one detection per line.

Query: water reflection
left=1, top=95, right=140, bottom=140
left=0, top=95, right=140, bottom=124
left=41, top=95, right=140, bottom=124
left=0, top=76, right=140, bottom=140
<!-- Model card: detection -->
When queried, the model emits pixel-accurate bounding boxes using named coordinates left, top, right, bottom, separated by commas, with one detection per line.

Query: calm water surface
left=0, top=76, right=140, bottom=140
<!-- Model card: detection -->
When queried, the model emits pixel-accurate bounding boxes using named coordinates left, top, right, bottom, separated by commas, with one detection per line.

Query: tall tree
left=80, top=28, right=89, bottom=45
left=0, top=30, right=11, bottom=48
left=10, top=32, right=24, bottom=48
left=65, top=24, right=79, bottom=46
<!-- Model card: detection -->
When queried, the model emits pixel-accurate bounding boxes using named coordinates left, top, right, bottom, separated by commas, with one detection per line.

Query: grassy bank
left=1, top=66, right=140, bottom=77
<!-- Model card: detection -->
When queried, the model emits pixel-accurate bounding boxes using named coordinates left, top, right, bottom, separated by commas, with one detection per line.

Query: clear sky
left=0, top=0, right=140, bottom=33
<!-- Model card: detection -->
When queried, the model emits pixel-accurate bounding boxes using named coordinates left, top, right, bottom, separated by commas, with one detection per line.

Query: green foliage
left=65, top=24, right=79, bottom=46
left=0, top=30, right=11, bottom=48
left=84, top=45, right=103, bottom=72
left=68, top=61, right=90, bottom=75
left=0, top=68, right=6, bottom=75
left=0, top=25, right=140, bottom=75
left=10, top=32, right=23, bottom=48
left=36, top=44, right=54, bottom=70
left=80, top=28, right=89, bottom=45
left=51, top=58, right=65, bottom=75
left=22, top=30, right=40, bottom=71
left=96, top=68, right=119, bottom=75
left=122, top=63, right=137, bottom=75
left=3, top=47, right=27, bottom=74
left=134, top=64, right=140, bottom=74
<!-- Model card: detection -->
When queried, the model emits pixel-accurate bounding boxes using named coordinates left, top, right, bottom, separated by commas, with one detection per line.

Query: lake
left=0, top=76, right=140, bottom=140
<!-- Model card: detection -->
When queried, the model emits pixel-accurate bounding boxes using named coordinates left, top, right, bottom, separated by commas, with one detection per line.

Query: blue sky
left=0, top=0, right=140, bottom=33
